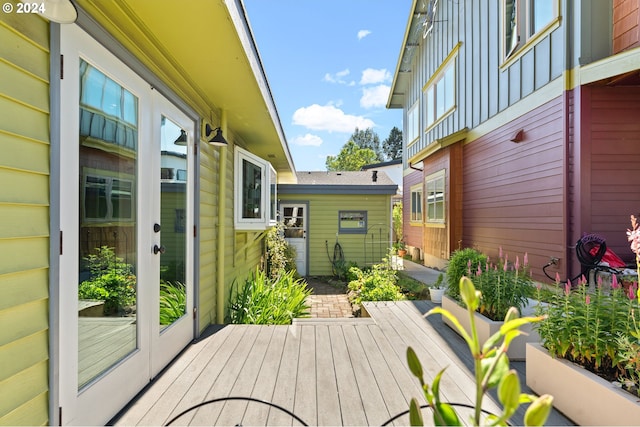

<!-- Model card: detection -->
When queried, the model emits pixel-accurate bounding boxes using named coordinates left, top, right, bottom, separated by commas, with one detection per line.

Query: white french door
left=59, top=25, right=194, bottom=425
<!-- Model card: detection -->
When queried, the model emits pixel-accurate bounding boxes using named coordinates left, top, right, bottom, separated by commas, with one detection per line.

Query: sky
left=243, top=0, right=413, bottom=171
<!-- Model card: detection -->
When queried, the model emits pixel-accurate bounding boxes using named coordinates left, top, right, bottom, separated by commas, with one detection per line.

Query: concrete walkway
left=398, top=258, right=446, bottom=285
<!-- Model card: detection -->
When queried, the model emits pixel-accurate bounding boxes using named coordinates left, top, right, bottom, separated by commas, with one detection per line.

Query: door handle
left=153, top=244, right=166, bottom=255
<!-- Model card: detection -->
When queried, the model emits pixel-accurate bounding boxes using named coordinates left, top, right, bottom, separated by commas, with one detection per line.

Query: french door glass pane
left=77, top=60, right=138, bottom=389
left=159, top=116, right=188, bottom=330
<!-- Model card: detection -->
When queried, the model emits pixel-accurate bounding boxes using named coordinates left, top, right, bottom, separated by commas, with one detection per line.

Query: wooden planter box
left=526, top=343, right=640, bottom=426
left=441, top=295, right=540, bottom=361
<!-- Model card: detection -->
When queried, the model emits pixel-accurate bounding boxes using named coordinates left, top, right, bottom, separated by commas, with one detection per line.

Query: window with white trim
left=234, top=146, right=277, bottom=230
left=424, top=60, right=455, bottom=129
left=407, top=101, right=420, bottom=144
left=503, top=0, right=558, bottom=59
left=82, top=172, right=135, bottom=223
left=425, top=171, right=445, bottom=223
left=410, top=184, right=423, bottom=223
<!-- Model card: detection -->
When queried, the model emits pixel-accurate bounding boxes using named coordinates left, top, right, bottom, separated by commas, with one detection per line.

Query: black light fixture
left=205, top=123, right=228, bottom=146
left=174, top=129, right=188, bottom=146
left=38, top=0, right=78, bottom=24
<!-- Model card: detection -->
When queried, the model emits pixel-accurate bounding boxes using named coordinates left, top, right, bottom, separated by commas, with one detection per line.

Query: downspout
left=216, top=110, right=228, bottom=324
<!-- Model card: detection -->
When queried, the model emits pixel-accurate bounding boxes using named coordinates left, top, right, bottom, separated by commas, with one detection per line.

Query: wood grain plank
left=328, top=325, right=367, bottom=426
left=292, top=325, right=317, bottom=426
left=314, top=325, right=342, bottom=426
left=214, top=326, right=275, bottom=426
left=267, top=325, right=302, bottom=426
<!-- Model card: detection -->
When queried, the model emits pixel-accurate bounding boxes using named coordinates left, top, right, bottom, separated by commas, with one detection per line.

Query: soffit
left=75, top=0, right=295, bottom=182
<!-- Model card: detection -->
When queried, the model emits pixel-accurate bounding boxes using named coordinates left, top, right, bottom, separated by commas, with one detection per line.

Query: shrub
left=228, top=269, right=311, bottom=325
left=445, top=248, right=487, bottom=301
left=78, top=246, right=136, bottom=315
left=159, top=281, right=186, bottom=325
left=348, top=262, right=405, bottom=305
left=535, top=275, right=640, bottom=394
left=265, top=221, right=297, bottom=279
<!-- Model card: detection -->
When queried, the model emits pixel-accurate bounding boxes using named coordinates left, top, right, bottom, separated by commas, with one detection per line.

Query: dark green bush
left=265, top=221, right=297, bottom=279
left=445, top=248, right=487, bottom=301
left=78, top=246, right=136, bottom=315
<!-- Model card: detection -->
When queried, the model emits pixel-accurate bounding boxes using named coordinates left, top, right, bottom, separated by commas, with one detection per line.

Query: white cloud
left=360, top=68, right=391, bottom=85
left=360, top=85, right=391, bottom=109
left=292, top=104, right=375, bottom=133
left=292, top=133, right=323, bottom=146
left=357, top=29, right=372, bottom=40
left=323, top=69, right=354, bottom=85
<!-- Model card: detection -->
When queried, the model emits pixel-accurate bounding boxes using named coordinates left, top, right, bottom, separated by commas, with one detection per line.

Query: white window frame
left=425, top=170, right=446, bottom=224
left=410, top=184, right=423, bottom=223
left=234, top=146, right=276, bottom=230
left=423, top=45, right=459, bottom=131
left=502, top=0, right=560, bottom=62
left=406, top=101, right=420, bottom=146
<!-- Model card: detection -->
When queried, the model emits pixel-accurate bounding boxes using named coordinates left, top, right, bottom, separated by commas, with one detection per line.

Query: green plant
left=472, top=251, right=534, bottom=320
left=407, top=277, right=552, bottom=426
left=159, top=281, right=186, bottom=325
left=228, top=269, right=311, bottom=325
left=535, top=274, right=639, bottom=390
left=393, top=202, right=403, bottom=243
left=432, top=272, right=444, bottom=289
left=397, top=272, right=429, bottom=299
left=446, top=248, right=487, bottom=301
left=78, top=246, right=136, bottom=315
left=265, top=221, right=297, bottom=279
left=347, top=260, right=405, bottom=305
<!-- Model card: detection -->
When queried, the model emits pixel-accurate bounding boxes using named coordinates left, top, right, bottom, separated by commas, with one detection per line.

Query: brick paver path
left=304, top=277, right=354, bottom=318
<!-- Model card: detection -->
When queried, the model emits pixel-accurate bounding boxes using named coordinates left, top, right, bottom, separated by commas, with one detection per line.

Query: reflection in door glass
left=159, top=116, right=188, bottom=330
left=283, top=206, right=304, bottom=238
left=77, top=60, right=138, bottom=389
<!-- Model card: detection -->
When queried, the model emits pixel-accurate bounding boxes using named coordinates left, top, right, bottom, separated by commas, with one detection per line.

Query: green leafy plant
left=78, top=246, right=136, bottom=315
left=265, top=221, right=297, bottom=279
left=535, top=273, right=639, bottom=392
left=408, top=276, right=552, bottom=426
left=159, top=281, right=186, bottom=325
left=393, top=202, right=403, bottom=244
left=472, top=250, right=534, bottom=320
left=446, top=248, right=487, bottom=301
left=347, top=259, right=405, bottom=305
left=228, top=269, right=311, bottom=325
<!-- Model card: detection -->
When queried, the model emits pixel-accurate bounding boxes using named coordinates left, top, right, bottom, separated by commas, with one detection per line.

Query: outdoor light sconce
left=38, top=0, right=78, bottom=24
left=173, top=129, right=188, bottom=146
left=510, top=129, right=525, bottom=143
left=204, top=123, right=228, bottom=146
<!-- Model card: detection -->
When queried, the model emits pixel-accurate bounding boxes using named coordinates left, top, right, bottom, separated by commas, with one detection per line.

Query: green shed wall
left=279, top=193, right=393, bottom=276
left=0, top=8, right=50, bottom=425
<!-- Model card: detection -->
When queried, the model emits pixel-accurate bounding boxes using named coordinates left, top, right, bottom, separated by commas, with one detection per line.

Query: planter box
left=526, top=342, right=640, bottom=426
left=441, top=295, right=540, bottom=360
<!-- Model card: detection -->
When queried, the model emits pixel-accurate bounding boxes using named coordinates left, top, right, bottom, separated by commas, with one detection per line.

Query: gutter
left=216, top=110, right=228, bottom=324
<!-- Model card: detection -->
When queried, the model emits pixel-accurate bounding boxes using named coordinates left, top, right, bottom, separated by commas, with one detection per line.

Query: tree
left=325, top=141, right=378, bottom=171
left=350, top=127, right=383, bottom=161
left=382, top=126, right=403, bottom=160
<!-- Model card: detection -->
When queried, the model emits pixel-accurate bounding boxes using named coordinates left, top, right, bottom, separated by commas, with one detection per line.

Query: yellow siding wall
left=279, top=193, right=393, bottom=276
left=0, top=8, right=50, bottom=426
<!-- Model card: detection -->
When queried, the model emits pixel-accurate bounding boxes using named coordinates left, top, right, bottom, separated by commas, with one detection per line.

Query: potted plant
left=442, top=248, right=538, bottom=360
left=428, top=273, right=445, bottom=303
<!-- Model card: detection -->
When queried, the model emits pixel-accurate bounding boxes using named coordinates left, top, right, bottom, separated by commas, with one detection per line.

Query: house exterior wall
left=613, top=0, right=639, bottom=53
left=573, top=85, right=640, bottom=265
left=403, top=169, right=423, bottom=252
left=404, top=0, right=564, bottom=164
left=463, top=96, right=566, bottom=282
left=0, top=10, right=50, bottom=425
left=278, top=193, right=392, bottom=276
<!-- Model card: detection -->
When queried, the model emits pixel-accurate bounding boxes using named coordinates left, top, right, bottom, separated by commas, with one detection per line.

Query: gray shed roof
left=278, top=171, right=398, bottom=195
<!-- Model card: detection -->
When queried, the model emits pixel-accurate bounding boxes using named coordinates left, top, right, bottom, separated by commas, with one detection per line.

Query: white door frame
left=59, top=24, right=195, bottom=425
left=280, top=202, right=308, bottom=276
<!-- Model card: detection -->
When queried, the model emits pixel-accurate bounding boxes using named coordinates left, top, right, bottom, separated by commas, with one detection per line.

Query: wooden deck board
left=112, top=300, right=574, bottom=427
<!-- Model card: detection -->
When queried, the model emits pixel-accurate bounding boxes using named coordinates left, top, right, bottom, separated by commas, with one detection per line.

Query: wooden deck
left=112, top=300, right=573, bottom=426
